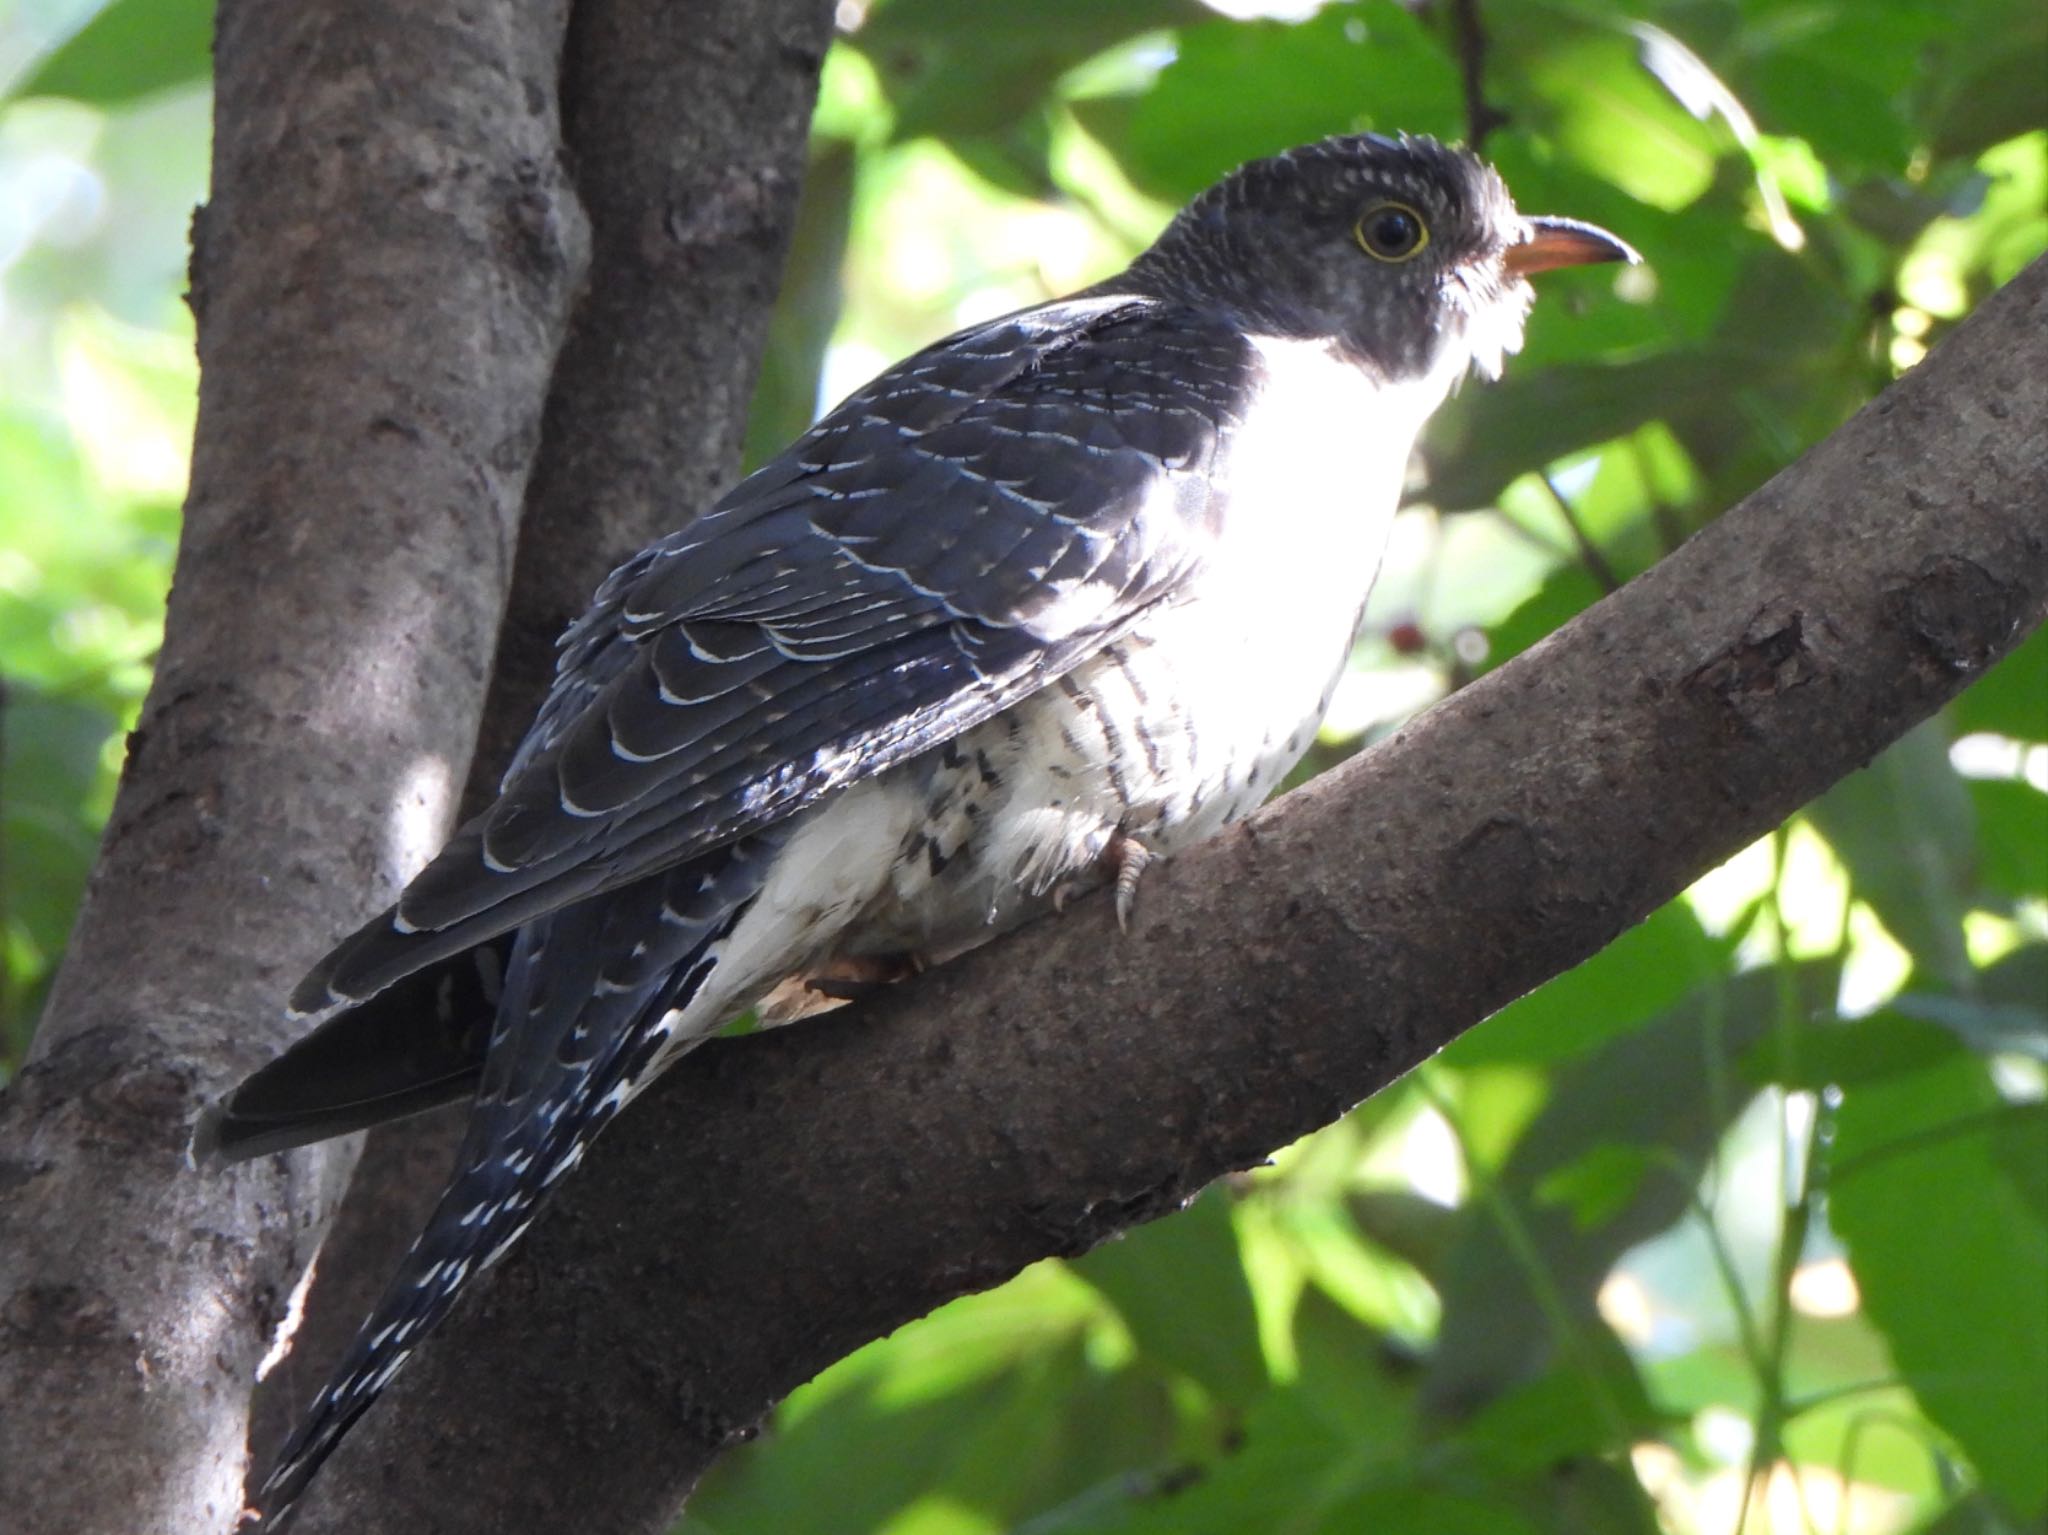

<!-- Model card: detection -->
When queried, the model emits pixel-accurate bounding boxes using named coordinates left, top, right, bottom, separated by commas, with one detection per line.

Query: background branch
left=292, top=260, right=2048, bottom=1534
left=1449, top=0, right=1509, bottom=149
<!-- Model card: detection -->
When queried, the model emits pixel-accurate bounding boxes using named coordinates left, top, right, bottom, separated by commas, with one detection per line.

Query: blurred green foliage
left=2, top=0, right=2043, bottom=1531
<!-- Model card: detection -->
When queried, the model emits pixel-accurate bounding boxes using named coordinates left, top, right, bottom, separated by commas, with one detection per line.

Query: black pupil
left=1370, top=209, right=1418, bottom=254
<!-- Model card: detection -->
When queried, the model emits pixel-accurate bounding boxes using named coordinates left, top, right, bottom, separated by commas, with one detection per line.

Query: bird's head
left=1127, top=133, right=1637, bottom=385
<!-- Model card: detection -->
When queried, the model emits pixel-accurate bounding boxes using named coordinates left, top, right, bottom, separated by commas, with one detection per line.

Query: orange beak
left=1504, top=216, right=1640, bottom=277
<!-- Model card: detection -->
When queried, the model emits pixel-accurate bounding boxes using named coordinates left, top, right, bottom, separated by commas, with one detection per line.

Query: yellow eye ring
left=1354, top=201, right=1429, bottom=262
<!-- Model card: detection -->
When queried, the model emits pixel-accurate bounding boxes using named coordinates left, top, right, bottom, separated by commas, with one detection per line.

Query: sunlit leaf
left=1069, top=1187, right=1268, bottom=1410
left=856, top=0, right=1202, bottom=145
left=14, top=0, right=212, bottom=105
left=1041, top=1287, right=1407, bottom=1535
left=1090, top=1, right=1462, bottom=206
left=1446, top=902, right=1728, bottom=1066
left=1831, top=1051, right=2048, bottom=1519
left=1951, top=624, right=2048, bottom=744
left=1, top=682, right=111, bottom=1058
left=1535, top=1142, right=1655, bottom=1233
left=1970, top=779, right=2048, bottom=903
left=1420, top=348, right=1754, bottom=513
left=1344, top=1189, right=1459, bottom=1282
left=744, top=142, right=857, bottom=471
left=1921, top=0, right=2048, bottom=160
left=1806, top=721, right=1977, bottom=991
left=1427, top=964, right=1835, bottom=1422
left=1469, top=563, right=1605, bottom=678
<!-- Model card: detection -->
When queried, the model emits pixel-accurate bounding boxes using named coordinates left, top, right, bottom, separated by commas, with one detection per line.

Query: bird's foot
left=1050, top=831, right=1154, bottom=930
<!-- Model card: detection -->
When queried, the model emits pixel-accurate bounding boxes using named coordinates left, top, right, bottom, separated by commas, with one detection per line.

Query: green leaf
left=1456, top=1356, right=1660, bottom=1473
left=15, top=0, right=213, bottom=105
left=1756, top=1006, right=1966, bottom=1093
left=1992, top=1103, right=2048, bottom=1226
left=743, top=142, right=856, bottom=473
left=1981, top=943, right=2048, bottom=1020
left=1419, top=347, right=1755, bottom=513
left=1069, top=1186, right=1269, bottom=1409
left=1806, top=719, right=1977, bottom=991
left=1744, top=53, right=1917, bottom=176
left=1096, top=1, right=1463, bottom=205
left=1831, top=1051, right=2048, bottom=1519
left=1427, top=964, right=1836, bottom=1424
left=1534, top=1143, right=1655, bottom=1232
left=682, top=1275, right=1175, bottom=1534
left=1050, top=1287, right=1407, bottom=1535
left=1485, top=12, right=1723, bottom=209
left=3, top=682, right=115, bottom=1061
left=1891, top=996, right=2048, bottom=1064
left=1287, top=1284, right=1413, bottom=1443
left=1970, top=778, right=2048, bottom=903
left=1345, top=1189, right=1460, bottom=1281
left=1904, top=1489, right=2037, bottom=1535
left=1468, top=564, right=1606, bottom=678
left=1951, top=624, right=2048, bottom=743
left=1321, top=1481, right=1546, bottom=1535
left=1921, top=0, right=2048, bottom=160
left=1506, top=1456, right=1662, bottom=1535
left=857, top=0, right=1204, bottom=145
left=1446, top=902, right=1727, bottom=1066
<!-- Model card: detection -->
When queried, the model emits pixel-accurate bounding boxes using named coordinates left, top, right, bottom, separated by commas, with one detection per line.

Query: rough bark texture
left=246, top=0, right=836, bottom=1468
left=0, top=4, right=588, bottom=1532
left=286, top=263, right=2048, bottom=1533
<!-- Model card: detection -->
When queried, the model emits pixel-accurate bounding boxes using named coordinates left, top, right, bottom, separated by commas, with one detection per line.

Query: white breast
left=667, top=335, right=1460, bottom=1030
left=860, top=334, right=1457, bottom=955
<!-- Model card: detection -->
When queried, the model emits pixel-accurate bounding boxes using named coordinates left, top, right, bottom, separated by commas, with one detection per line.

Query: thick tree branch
left=0, top=4, right=588, bottom=1532
left=250, top=0, right=836, bottom=1470
left=292, top=261, right=2048, bottom=1532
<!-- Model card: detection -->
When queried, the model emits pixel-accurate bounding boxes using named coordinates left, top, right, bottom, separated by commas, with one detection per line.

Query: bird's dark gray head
left=1123, top=133, right=1634, bottom=384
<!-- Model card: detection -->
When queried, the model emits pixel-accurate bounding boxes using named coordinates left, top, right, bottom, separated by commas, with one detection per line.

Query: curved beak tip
left=1506, top=215, right=1642, bottom=277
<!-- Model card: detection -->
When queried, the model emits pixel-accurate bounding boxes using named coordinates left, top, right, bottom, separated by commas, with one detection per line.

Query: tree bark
left=246, top=0, right=837, bottom=1467
left=285, top=260, right=2048, bottom=1532
left=0, top=6, right=591, bottom=1531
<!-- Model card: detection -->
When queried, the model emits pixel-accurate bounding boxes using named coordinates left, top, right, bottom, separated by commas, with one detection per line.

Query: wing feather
left=293, top=295, right=1259, bottom=1012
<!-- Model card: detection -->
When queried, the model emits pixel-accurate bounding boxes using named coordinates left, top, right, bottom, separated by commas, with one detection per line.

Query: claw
left=1110, top=833, right=1153, bottom=934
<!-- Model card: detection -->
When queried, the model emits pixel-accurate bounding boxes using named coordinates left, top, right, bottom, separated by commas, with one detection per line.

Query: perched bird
left=204, top=131, right=1633, bottom=1524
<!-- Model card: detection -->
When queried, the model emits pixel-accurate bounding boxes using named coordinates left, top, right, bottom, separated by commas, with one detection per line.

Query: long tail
left=245, top=833, right=783, bottom=1529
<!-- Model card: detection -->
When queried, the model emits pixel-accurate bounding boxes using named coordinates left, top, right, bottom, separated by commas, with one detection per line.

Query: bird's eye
left=1354, top=202, right=1428, bottom=262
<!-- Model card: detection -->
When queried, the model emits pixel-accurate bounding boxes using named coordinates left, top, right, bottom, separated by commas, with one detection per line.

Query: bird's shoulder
left=602, top=294, right=1259, bottom=633
left=517, top=292, right=1263, bottom=772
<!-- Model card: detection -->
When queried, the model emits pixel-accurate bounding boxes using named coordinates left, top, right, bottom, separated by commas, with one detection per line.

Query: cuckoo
left=203, top=131, right=1634, bottom=1524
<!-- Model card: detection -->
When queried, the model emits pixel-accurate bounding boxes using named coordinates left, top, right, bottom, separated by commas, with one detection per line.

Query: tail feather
left=197, top=938, right=510, bottom=1164
left=245, top=835, right=783, bottom=1529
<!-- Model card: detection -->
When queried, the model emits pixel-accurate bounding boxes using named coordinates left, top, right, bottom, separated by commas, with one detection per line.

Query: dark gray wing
left=296, top=293, right=1258, bottom=1009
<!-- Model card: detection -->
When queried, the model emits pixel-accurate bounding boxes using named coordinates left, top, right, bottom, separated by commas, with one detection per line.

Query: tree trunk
left=245, top=0, right=837, bottom=1467
left=0, top=1, right=829, bottom=1532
